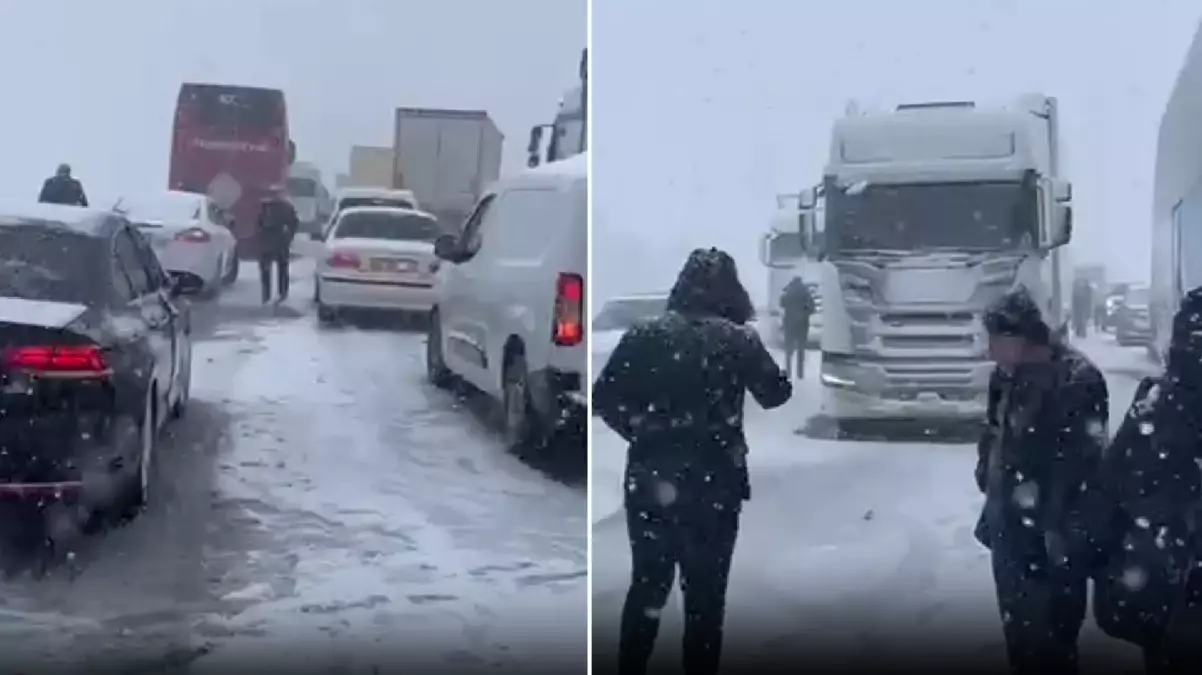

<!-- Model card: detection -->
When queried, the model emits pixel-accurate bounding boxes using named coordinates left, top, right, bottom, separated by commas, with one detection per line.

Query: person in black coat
left=1094, top=287, right=1202, bottom=674
left=973, top=287, right=1110, bottom=675
left=37, top=164, right=88, bottom=207
left=779, top=277, right=816, bottom=379
left=593, top=248, right=792, bottom=675
left=255, top=187, right=299, bottom=304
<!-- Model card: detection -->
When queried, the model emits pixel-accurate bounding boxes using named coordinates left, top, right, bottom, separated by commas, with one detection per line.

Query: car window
left=114, top=229, right=153, bottom=297
left=459, top=194, right=497, bottom=257
left=0, top=224, right=104, bottom=304
left=333, top=211, right=440, bottom=241
left=206, top=200, right=225, bottom=224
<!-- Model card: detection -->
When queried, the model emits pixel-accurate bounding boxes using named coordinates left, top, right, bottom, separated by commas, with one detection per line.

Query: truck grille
left=879, top=361, right=981, bottom=401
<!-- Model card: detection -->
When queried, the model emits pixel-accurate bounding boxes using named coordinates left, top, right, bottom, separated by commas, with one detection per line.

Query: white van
left=426, top=153, right=587, bottom=451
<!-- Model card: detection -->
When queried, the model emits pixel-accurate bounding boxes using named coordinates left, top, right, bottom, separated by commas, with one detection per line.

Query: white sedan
left=591, top=293, right=669, bottom=373
left=312, top=206, right=441, bottom=323
left=120, top=190, right=239, bottom=292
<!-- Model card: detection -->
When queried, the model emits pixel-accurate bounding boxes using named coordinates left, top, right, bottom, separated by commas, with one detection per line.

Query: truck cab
left=812, top=95, right=1074, bottom=427
left=528, top=48, right=587, bottom=167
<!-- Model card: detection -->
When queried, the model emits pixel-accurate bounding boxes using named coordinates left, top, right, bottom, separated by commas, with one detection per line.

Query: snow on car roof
left=335, top=205, right=436, bottom=220
left=0, top=200, right=111, bottom=232
left=118, top=191, right=204, bottom=223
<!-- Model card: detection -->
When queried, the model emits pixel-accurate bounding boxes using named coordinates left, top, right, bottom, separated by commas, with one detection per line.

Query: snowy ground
left=591, top=332, right=1156, bottom=672
left=0, top=251, right=587, bottom=672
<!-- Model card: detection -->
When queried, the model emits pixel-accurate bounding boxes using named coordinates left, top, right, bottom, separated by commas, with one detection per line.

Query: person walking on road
left=593, top=248, right=792, bottom=675
left=1093, top=287, right=1202, bottom=674
left=779, top=276, right=816, bottom=379
left=256, top=187, right=299, bottom=304
left=1071, top=278, right=1093, bottom=338
left=37, top=163, right=88, bottom=207
left=974, top=287, right=1110, bottom=675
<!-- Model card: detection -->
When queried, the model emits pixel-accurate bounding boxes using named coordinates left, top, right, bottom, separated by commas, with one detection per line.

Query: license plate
left=371, top=258, right=415, bottom=273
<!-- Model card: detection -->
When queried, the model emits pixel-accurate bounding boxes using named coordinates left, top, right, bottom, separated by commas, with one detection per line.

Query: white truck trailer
left=758, top=192, right=824, bottom=347
left=805, top=95, right=1074, bottom=428
left=391, top=107, right=504, bottom=234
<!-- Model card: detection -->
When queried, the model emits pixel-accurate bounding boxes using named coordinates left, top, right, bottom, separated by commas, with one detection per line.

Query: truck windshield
left=827, top=181, right=1036, bottom=252
left=551, top=118, right=586, bottom=161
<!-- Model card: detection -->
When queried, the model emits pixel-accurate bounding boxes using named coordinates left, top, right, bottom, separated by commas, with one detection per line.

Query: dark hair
left=665, top=247, right=755, bottom=325
left=983, top=286, right=1050, bottom=345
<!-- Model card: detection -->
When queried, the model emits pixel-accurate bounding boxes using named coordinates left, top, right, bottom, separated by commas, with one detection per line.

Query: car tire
left=121, top=391, right=156, bottom=520
left=223, top=255, right=239, bottom=284
left=501, top=352, right=545, bottom=451
left=425, top=312, right=453, bottom=388
left=317, top=302, right=337, bottom=325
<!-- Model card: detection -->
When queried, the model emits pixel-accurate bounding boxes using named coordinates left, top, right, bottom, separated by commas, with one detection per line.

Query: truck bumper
left=819, top=354, right=990, bottom=422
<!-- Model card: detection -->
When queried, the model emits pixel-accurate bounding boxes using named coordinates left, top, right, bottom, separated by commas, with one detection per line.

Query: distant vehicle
left=168, top=82, right=293, bottom=258
left=427, top=153, right=588, bottom=452
left=313, top=206, right=441, bottom=323
left=320, top=187, right=420, bottom=238
left=347, top=145, right=395, bottom=188
left=118, top=190, right=240, bottom=291
left=392, top=108, right=504, bottom=233
left=528, top=48, right=587, bottom=167
left=591, top=293, right=668, bottom=372
left=287, top=162, right=332, bottom=235
left=758, top=192, right=823, bottom=348
left=0, top=202, right=197, bottom=530
left=1115, top=285, right=1153, bottom=347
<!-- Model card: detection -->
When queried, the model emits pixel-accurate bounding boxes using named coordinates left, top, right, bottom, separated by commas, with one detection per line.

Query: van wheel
left=501, top=353, right=544, bottom=450
left=425, top=313, right=452, bottom=388
left=223, top=255, right=239, bottom=283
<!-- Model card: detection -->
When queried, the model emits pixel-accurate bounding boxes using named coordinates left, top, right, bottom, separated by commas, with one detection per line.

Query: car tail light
left=175, top=227, right=211, bottom=243
left=328, top=251, right=360, bottom=269
left=4, top=345, right=111, bottom=377
left=553, top=273, right=584, bottom=346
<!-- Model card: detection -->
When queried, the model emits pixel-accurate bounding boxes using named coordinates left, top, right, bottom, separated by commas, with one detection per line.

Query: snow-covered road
left=0, top=255, right=587, bottom=673
left=591, top=335, right=1155, bottom=672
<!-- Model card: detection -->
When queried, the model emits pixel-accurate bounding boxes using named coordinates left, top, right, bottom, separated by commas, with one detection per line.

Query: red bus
left=168, top=83, right=295, bottom=257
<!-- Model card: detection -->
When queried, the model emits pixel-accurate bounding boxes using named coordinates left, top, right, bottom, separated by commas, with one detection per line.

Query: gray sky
left=593, top=0, right=1202, bottom=302
left=0, top=0, right=584, bottom=204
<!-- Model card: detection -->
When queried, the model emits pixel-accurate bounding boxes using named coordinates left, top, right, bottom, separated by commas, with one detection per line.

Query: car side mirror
left=433, top=234, right=459, bottom=261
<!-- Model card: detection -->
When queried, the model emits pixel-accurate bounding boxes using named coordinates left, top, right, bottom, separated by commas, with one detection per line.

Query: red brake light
left=175, top=227, right=211, bottom=243
left=4, top=345, right=110, bottom=376
left=554, top=273, right=584, bottom=346
left=328, top=251, right=360, bottom=269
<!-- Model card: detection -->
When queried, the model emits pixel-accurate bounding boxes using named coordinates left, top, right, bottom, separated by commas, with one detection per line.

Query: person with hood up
left=779, top=276, right=816, bottom=379
left=37, top=163, right=88, bottom=207
left=592, top=248, right=792, bottom=675
left=1093, top=287, right=1202, bottom=674
left=974, top=287, right=1110, bottom=675
left=256, top=186, right=299, bottom=304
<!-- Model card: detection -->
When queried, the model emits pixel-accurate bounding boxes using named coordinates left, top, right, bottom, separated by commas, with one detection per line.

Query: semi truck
left=347, top=145, right=395, bottom=188
left=391, top=107, right=504, bottom=233
left=758, top=192, right=824, bottom=347
left=528, top=48, right=587, bottom=167
left=802, top=94, right=1074, bottom=428
left=286, top=161, right=333, bottom=235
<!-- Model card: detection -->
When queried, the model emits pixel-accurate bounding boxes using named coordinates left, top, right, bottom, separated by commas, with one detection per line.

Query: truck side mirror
left=1052, top=179, right=1072, bottom=203
left=798, top=187, right=818, bottom=209
left=757, top=234, right=771, bottom=266
left=1047, top=204, right=1072, bottom=248
left=527, top=126, right=544, bottom=163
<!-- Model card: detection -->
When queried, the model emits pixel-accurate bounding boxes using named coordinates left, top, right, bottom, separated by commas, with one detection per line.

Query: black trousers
left=782, top=323, right=809, bottom=380
left=990, top=548, right=1087, bottom=675
left=619, top=505, right=740, bottom=675
left=258, top=252, right=290, bottom=301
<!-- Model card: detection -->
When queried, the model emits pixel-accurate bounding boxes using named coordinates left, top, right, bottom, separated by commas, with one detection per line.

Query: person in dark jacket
left=593, top=248, right=792, bottom=675
left=1070, top=279, right=1093, bottom=338
left=256, top=187, right=299, bottom=304
left=1094, top=288, right=1202, bottom=674
left=37, top=163, right=88, bottom=207
left=779, top=277, right=815, bottom=379
left=974, top=287, right=1110, bottom=675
